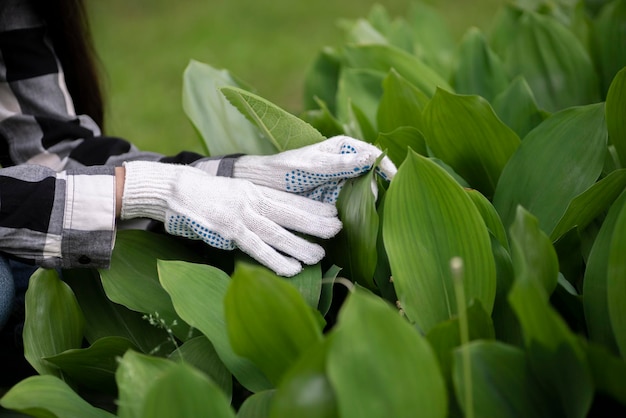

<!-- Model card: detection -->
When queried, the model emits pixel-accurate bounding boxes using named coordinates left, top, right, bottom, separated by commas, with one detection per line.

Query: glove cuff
left=232, top=155, right=279, bottom=189
left=120, top=161, right=179, bottom=221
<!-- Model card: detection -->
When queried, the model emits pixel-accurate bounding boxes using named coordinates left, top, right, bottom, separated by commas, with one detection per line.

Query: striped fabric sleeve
left=0, top=164, right=116, bottom=268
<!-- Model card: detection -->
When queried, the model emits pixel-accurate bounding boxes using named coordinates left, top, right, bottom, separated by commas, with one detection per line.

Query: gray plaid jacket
left=0, top=0, right=207, bottom=269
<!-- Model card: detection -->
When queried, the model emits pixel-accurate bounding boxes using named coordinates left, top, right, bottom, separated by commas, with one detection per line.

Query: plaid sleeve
left=0, top=164, right=116, bottom=268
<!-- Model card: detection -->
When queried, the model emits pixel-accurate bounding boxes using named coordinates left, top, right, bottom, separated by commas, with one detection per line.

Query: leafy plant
left=2, top=0, right=626, bottom=416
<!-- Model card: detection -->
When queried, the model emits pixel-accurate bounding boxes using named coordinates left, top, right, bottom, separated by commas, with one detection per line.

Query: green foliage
left=3, top=0, right=626, bottom=417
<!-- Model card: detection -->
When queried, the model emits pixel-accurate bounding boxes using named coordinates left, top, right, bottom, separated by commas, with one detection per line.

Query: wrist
left=115, top=166, right=125, bottom=217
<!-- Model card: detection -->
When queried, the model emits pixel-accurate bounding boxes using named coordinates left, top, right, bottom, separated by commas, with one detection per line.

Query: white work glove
left=195, top=136, right=397, bottom=203
left=120, top=161, right=342, bottom=277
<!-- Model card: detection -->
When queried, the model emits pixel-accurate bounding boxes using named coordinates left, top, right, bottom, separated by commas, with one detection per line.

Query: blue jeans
left=0, top=254, right=14, bottom=330
left=0, top=255, right=37, bottom=332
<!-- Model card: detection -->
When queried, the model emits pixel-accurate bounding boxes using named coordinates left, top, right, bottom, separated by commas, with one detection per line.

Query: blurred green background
left=86, top=0, right=504, bottom=156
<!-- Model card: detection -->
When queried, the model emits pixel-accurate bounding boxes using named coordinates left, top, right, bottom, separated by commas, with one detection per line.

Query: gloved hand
left=120, top=161, right=342, bottom=277
left=195, top=135, right=397, bottom=203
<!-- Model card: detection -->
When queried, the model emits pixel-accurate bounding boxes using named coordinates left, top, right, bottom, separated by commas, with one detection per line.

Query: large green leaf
left=423, top=89, right=520, bottom=197
left=383, top=150, right=496, bottom=333
left=224, top=262, right=323, bottom=385
left=115, top=350, right=176, bottom=418
left=583, top=190, right=626, bottom=354
left=466, top=188, right=509, bottom=251
left=454, top=27, right=509, bottom=102
left=63, top=268, right=173, bottom=355
left=157, top=260, right=271, bottom=392
left=508, top=207, right=594, bottom=418
left=168, top=336, right=232, bottom=400
left=550, top=169, right=626, bottom=241
left=44, top=336, right=136, bottom=394
left=182, top=60, right=273, bottom=156
left=0, top=375, right=114, bottom=418
left=452, top=341, right=552, bottom=418
left=606, top=66, right=626, bottom=167
left=492, top=76, right=548, bottom=139
left=591, top=0, right=626, bottom=97
left=493, top=103, right=608, bottom=232
left=376, top=69, right=429, bottom=133
left=99, top=230, right=202, bottom=340
left=326, top=288, right=447, bottom=418
left=23, top=268, right=84, bottom=377
left=140, top=363, right=236, bottom=418
left=331, top=168, right=379, bottom=289
left=607, top=194, right=626, bottom=358
left=336, top=68, right=384, bottom=132
left=341, top=44, right=452, bottom=98
left=493, top=6, right=599, bottom=112
left=220, top=86, right=325, bottom=151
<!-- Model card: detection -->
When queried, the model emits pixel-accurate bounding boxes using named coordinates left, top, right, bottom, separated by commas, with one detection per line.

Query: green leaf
left=585, top=340, right=626, bottom=404
left=318, top=265, right=342, bottom=318
left=454, top=27, right=509, bottom=102
left=550, top=169, right=626, bottom=241
left=493, top=103, right=608, bottom=232
left=140, top=363, right=236, bottom=418
left=376, top=127, right=427, bottom=168
left=115, top=350, right=176, bottom=418
left=494, top=7, right=600, bottom=112
left=383, top=150, right=496, bottom=332
left=238, top=391, right=274, bottom=418
left=607, top=194, right=626, bottom=358
left=508, top=207, right=594, bottom=418
left=23, top=268, right=84, bottom=377
left=157, top=260, right=271, bottom=392
left=406, top=1, right=456, bottom=78
left=0, top=375, right=115, bottom=418
left=492, top=76, right=548, bottom=139
left=426, top=300, right=495, bottom=393
left=606, top=66, right=626, bottom=167
left=168, top=336, right=232, bottom=400
left=341, top=44, right=452, bottom=98
left=452, top=341, right=552, bottom=418
left=509, top=206, right=560, bottom=296
left=224, top=262, right=323, bottom=385
left=270, top=340, right=338, bottom=418
left=220, top=86, right=325, bottom=151
left=182, top=60, right=274, bottom=156
left=591, top=0, right=626, bottom=96
left=336, top=68, right=384, bottom=132
left=583, top=191, right=626, bottom=354
left=466, top=189, right=509, bottom=251
left=299, top=98, right=344, bottom=139
left=44, top=336, right=136, bottom=394
left=423, top=88, right=520, bottom=197
left=332, top=168, right=379, bottom=289
left=280, top=263, right=322, bottom=311
left=62, top=268, right=173, bottom=355
left=99, top=230, right=201, bottom=340
left=303, top=47, right=341, bottom=114
left=327, top=288, right=448, bottom=418
left=376, top=69, right=429, bottom=133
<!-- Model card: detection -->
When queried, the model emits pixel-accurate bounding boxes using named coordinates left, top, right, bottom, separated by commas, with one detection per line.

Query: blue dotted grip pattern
left=167, top=215, right=235, bottom=250
left=284, top=144, right=370, bottom=202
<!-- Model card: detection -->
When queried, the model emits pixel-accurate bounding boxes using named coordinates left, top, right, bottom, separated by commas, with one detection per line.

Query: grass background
left=86, top=0, right=504, bottom=156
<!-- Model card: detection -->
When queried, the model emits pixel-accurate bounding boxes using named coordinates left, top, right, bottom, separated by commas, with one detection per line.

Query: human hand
left=229, top=135, right=397, bottom=203
left=120, top=161, right=342, bottom=276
